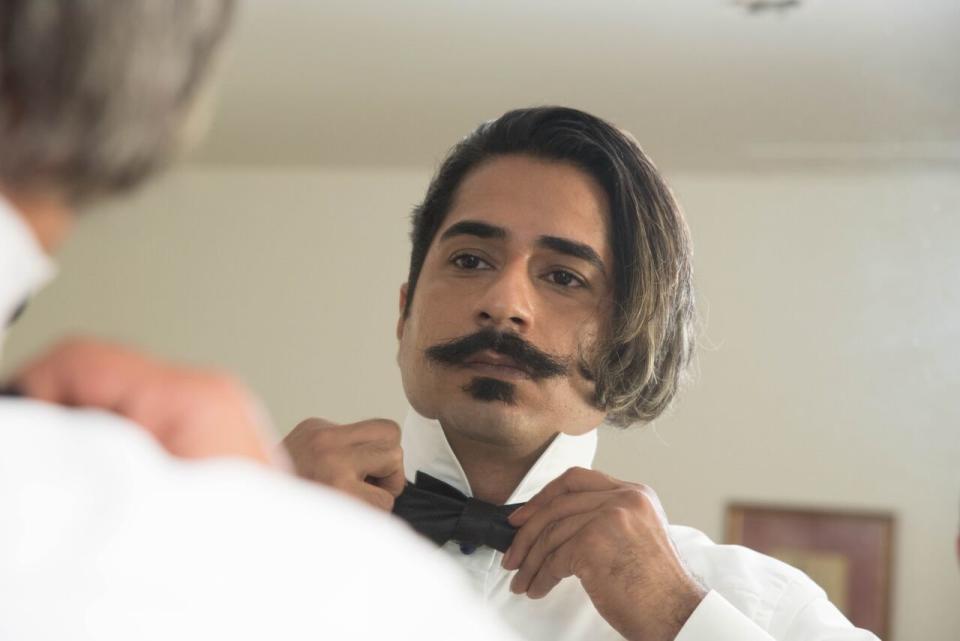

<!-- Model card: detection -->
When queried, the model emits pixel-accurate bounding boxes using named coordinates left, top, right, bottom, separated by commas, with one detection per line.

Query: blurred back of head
left=0, top=0, right=235, bottom=207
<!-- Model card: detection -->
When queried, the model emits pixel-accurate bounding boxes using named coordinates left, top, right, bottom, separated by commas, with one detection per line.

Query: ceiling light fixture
left=733, top=0, right=802, bottom=14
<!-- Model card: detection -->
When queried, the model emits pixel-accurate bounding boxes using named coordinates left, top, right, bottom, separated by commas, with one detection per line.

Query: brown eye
left=452, top=253, right=491, bottom=270
left=546, top=270, right=584, bottom=288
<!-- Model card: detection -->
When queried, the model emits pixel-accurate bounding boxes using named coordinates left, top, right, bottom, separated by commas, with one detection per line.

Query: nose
left=473, top=260, right=534, bottom=333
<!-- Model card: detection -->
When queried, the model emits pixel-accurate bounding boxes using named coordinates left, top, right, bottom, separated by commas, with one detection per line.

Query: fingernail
left=501, top=548, right=513, bottom=569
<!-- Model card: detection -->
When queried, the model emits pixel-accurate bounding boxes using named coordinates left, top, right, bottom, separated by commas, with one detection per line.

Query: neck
left=1, top=186, right=72, bottom=253
left=441, top=427, right=555, bottom=505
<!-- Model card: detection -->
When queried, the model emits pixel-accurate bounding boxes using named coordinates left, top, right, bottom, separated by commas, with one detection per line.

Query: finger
left=341, top=418, right=402, bottom=447
left=340, top=480, right=396, bottom=512
left=368, top=466, right=407, bottom=498
left=160, top=413, right=273, bottom=465
left=14, top=338, right=154, bottom=408
left=510, top=512, right=600, bottom=597
left=510, top=467, right=619, bottom=526
left=526, top=534, right=590, bottom=599
left=12, top=355, right=80, bottom=404
left=285, top=419, right=401, bottom=485
left=10, top=367, right=62, bottom=404
left=352, top=442, right=404, bottom=486
left=113, top=374, right=178, bottom=435
left=504, top=491, right=611, bottom=570
left=287, top=417, right=397, bottom=451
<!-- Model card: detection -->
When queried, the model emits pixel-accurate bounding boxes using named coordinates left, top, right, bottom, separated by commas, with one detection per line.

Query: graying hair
left=0, top=0, right=235, bottom=205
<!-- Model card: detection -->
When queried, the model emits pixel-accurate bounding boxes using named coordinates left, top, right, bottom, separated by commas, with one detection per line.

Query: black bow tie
left=392, top=472, right=523, bottom=553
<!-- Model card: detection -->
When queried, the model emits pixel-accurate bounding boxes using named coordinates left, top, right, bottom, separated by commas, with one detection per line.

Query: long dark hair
left=405, top=106, right=696, bottom=427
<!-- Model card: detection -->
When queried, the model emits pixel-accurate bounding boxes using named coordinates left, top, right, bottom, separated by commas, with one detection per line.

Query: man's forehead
left=437, top=155, right=611, bottom=256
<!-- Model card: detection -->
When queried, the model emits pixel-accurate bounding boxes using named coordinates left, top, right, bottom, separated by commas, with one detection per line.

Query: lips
left=462, top=350, right=530, bottom=379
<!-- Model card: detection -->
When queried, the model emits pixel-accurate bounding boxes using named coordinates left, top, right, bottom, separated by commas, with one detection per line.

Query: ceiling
left=189, top=0, right=960, bottom=172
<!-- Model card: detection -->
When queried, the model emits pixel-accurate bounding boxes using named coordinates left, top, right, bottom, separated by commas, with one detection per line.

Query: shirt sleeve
left=779, top=595, right=881, bottom=641
left=675, top=591, right=776, bottom=641
left=675, top=590, right=882, bottom=641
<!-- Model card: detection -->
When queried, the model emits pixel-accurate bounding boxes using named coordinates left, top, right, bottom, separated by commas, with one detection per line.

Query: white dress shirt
left=0, top=197, right=523, bottom=641
left=401, top=409, right=882, bottom=641
left=0, top=195, right=55, bottom=358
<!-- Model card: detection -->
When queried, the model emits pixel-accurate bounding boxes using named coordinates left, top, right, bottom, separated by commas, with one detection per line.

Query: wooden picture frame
left=725, top=503, right=894, bottom=639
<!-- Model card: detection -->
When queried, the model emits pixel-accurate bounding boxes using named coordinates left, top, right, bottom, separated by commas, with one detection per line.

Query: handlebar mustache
left=425, top=329, right=569, bottom=381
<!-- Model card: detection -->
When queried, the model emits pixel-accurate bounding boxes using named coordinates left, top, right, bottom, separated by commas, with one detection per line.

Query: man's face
left=397, top=154, right=612, bottom=453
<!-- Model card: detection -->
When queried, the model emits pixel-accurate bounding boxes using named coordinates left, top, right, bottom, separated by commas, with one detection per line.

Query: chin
left=437, top=396, right=534, bottom=447
left=404, top=371, right=545, bottom=446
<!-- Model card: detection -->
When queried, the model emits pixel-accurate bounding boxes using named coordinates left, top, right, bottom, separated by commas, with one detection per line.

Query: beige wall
left=4, top=166, right=958, bottom=639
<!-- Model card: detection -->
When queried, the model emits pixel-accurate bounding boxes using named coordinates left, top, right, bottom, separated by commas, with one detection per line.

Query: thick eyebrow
left=439, top=220, right=507, bottom=242
left=537, top=235, right=606, bottom=274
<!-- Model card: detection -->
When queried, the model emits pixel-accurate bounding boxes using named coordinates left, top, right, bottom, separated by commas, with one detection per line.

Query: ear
left=396, top=283, right=409, bottom=340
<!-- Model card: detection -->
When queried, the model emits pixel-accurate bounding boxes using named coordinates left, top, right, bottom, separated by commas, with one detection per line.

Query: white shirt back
left=0, top=399, right=520, bottom=640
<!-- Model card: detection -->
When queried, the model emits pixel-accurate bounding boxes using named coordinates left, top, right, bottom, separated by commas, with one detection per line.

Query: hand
left=502, top=467, right=706, bottom=641
left=282, top=417, right=405, bottom=511
left=9, top=337, right=278, bottom=466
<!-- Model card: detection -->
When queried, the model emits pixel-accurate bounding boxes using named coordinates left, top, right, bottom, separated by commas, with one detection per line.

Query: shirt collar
left=401, top=407, right=599, bottom=504
left=0, top=194, right=57, bottom=358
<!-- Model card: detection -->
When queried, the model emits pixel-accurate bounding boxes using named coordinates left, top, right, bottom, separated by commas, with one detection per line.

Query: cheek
left=558, top=315, right=603, bottom=363
left=548, top=321, right=606, bottom=408
left=398, top=305, right=459, bottom=372
left=409, top=288, right=475, bottom=346
left=534, top=377, right=605, bottom=435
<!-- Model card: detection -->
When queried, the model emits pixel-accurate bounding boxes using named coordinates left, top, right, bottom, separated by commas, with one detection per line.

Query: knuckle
left=602, top=506, right=637, bottom=532
left=297, top=417, right=334, bottom=432
left=560, top=466, right=586, bottom=484
left=633, top=482, right=658, bottom=503
left=540, top=520, right=561, bottom=547
left=641, top=485, right=661, bottom=504
left=316, top=420, right=340, bottom=436
left=369, top=418, right=402, bottom=442
left=565, top=466, right=588, bottom=478
left=620, top=487, right=649, bottom=511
